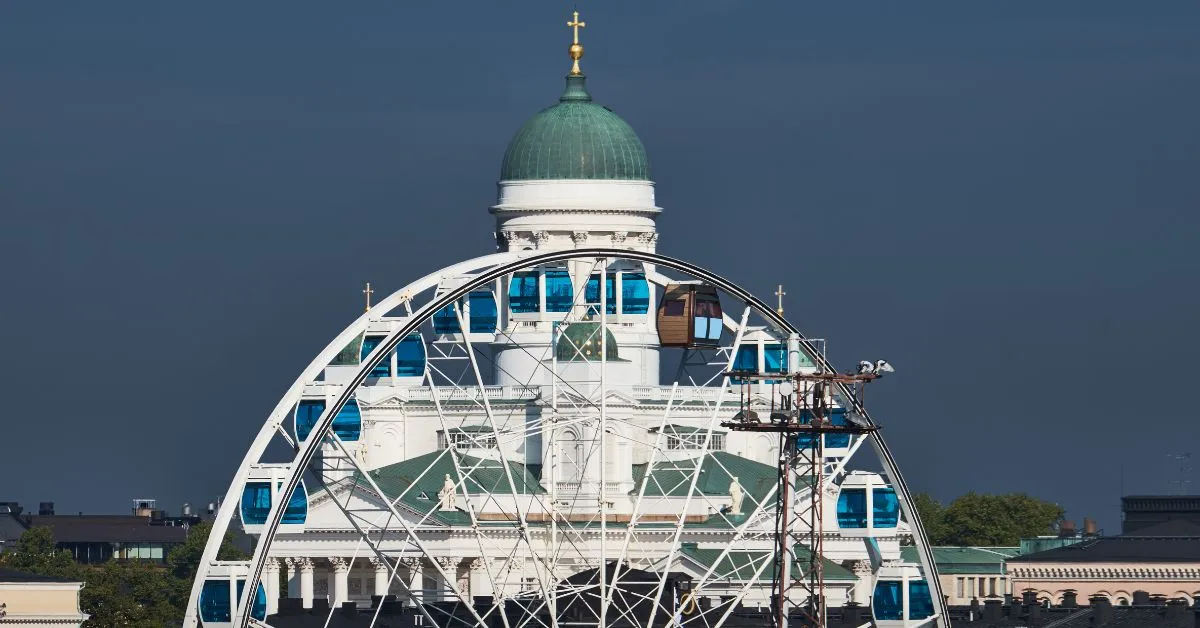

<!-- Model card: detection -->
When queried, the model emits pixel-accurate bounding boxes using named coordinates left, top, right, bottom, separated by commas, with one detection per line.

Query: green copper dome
left=556, top=322, right=621, bottom=362
left=500, top=75, right=649, bottom=181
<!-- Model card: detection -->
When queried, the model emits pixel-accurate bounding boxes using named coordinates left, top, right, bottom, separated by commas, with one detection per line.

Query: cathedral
left=188, top=12, right=937, bottom=628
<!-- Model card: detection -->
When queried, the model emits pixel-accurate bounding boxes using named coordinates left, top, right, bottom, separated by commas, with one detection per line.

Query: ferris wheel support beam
left=196, top=247, right=944, bottom=628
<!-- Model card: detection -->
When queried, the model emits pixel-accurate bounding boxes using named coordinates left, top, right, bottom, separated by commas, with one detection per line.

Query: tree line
left=912, top=491, right=1066, bottom=546
left=0, top=523, right=246, bottom=627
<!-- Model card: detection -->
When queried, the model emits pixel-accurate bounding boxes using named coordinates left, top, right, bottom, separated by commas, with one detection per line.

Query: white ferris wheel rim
left=183, top=248, right=945, bottom=628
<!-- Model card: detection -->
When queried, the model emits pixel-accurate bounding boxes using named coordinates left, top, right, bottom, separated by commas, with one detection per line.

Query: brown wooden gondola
left=656, top=282, right=723, bottom=348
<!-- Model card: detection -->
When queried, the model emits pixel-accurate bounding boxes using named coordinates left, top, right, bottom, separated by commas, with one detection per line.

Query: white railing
left=629, top=385, right=728, bottom=402
left=401, top=386, right=541, bottom=401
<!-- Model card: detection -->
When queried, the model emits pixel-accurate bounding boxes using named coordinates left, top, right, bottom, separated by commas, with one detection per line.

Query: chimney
left=1059, top=519, right=1077, bottom=538
left=1089, top=595, right=1112, bottom=626
left=983, top=598, right=1003, bottom=622
left=1063, top=590, right=1079, bottom=608
left=1083, top=517, right=1098, bottom=536
left=1022, top=590, right=1039, bottom=606
left=1132, top=590, right=1151, bottom=606
left=38, top=502, right=54, bottom=516
left=842, top=603, right=864, bottom=626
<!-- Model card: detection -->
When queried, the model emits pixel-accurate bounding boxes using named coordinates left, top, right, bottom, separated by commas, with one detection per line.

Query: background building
left=0, top=569, right=88, bottom=627
left=1008, top=496, right=1200, bottom=606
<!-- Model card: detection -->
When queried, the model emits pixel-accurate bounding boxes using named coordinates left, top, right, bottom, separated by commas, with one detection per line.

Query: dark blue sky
left=2, top=2, right=1197, bottom=531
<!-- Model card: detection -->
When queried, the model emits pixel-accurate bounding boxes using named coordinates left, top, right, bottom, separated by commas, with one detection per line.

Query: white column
left=264, top=559, right=281, bottom=617
left=330, top=557, right=350, bottom=608
left=286, top=558, right=301, bottom=599
left=298, top=557, right=314, bottom=609
left=468, top=558, right=492, bottom=599
left=852, top=561, right=873, bottom=606
left=371, top=557, right=390, bottom=598
left=436, top=557, right=459, bottom=603
left=402, top=557, right=423, bottom=606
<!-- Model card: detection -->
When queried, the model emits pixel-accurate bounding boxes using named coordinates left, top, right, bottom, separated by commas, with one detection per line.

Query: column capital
left=468, top=558, right=486, bottom=572
left=265, top=558, right=281, bottom=572
left=400, top=556, right=423, bottom=569
left=370, top=557, right=389, bottom=570
left=435, top=556, right=458, bottom=569
left=288, top=557, right=314, bottom=572
left=329, top=556, right=350, bottom=573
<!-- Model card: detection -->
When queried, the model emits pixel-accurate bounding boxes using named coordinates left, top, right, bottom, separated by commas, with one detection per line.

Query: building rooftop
left=0, top=568, right=78, bottom=583
left=899, top=546, right=1019, bottom=574
left=23, top=515, right=189, bottom=543
left=1009, top=520, right=1200, bottom=563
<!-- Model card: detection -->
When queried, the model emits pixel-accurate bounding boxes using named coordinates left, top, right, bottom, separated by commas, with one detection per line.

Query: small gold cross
left=775, top=284, right=786, bottom=316
left=567, top=11, right=586, bottom=44
left=363, top=281, right=374, bottom=312
left=567, top=10, right=586, bottom=75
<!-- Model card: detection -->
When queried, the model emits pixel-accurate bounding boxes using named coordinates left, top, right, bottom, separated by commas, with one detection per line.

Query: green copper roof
left=556, top=322, right=621, bottom=362
left=362, top=450, right=545, bottom=525
left=500, top=74, right=650, bottom=181
left=630, top=451, right=786, bottom=506
left=899, top=546, right=1015, bottom=575
left=677, top=544, right=857, bottom=582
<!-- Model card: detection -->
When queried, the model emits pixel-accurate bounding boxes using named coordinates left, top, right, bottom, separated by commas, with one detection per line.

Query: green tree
left=1, top=522, right=250, bottom=627
left=910, top=492, right=951, bottom=545
left=81, top=559, right=179, bottom=628
left=940, top=492, right=1064, bottom=546
left=166, top=521, right=248, bottom=581
left=0, top=526, right=79, bottom=579
left=164, top=521, right=249, bottom=613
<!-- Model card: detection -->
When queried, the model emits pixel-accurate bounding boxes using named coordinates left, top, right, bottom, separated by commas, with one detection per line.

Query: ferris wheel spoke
left=423, top=381, right=522, bottom=628
left=318, top=434, right=491, bottom=623
left=300, top=471, right=450, bottom=628
left=639, top=305, right=752, bottom=628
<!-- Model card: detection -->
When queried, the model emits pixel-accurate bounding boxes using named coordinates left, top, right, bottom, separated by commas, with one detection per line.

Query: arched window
left=621, top=272, right=650, bottom=314
left=909, top=580, right=934, bottom=619
left=586, top=274, right=617, bottom=315
left=509, top=272, right=540, bottom=313
left=359, top=335, right=391, bottom=377
left=433, top=292, right=498, bottom=334
left=468, top=291, right=498, bottom=332
left=395, top=334, right=426, bottom=377
left=240, top=481, right=307, bottom=525
left=295, top=398, right=361, bottom=442
left=873, top=580, right=903, bottom=620
left=837, top=488, right=868, bottom=528
left=199, top=580, right=267, bottom=622
left=873, top=486, right=900, bottom=527
left=544, top=269, right=573, bottom=312
left=358, top=334, right=425, bottom=378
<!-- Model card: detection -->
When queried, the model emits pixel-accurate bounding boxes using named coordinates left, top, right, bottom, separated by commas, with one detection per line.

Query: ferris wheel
left=184, top=248, right=946, bottom=628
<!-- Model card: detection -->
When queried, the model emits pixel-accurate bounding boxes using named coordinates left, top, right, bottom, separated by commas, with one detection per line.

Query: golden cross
left=567, top=10, right=586, bottom=75
left=567, top=11, right=585, bottom=44
left=775, top=284, right=786, bottom=316
left=363, top=281, right=374, bottom=312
